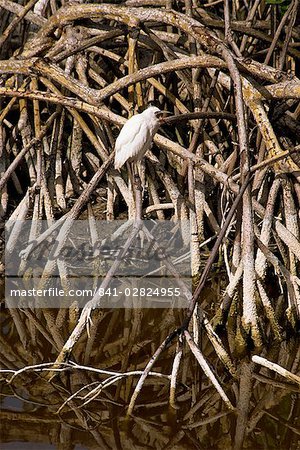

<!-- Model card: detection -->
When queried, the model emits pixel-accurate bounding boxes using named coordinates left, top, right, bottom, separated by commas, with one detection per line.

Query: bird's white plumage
left=114, top=106, right=162, bottom=169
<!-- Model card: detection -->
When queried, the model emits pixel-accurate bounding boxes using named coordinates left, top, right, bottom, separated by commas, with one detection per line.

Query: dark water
left=1, top=304, right=299, bottom=450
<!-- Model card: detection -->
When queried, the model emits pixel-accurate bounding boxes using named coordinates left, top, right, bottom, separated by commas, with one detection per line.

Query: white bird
left=114, top=106, right=165, bottom=170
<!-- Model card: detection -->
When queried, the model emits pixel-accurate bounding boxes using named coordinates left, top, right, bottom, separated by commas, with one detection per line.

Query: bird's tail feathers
left=114, top=149, right=128, bottom=170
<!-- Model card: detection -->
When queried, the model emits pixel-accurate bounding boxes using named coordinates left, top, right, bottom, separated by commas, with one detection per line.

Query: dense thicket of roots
left=0, top=1, right=299, bottom=449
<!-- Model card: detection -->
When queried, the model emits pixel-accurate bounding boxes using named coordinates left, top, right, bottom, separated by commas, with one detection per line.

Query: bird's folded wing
left=115, top=116, right=145, bottom=149
left=115, top=117, right=151, bottom=168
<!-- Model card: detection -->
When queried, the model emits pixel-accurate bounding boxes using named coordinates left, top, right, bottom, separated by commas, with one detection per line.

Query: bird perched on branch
left=114, top=106, right=165, bottom=170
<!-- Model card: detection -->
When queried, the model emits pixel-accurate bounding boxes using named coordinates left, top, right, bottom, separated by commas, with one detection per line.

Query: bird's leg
left=131, top=162, right=143, bottom=222
left=132, top=162, right=142, bottom=190
left=126, top=161, right=134, bottom=191
left=138, top=160, right=146, bottom=194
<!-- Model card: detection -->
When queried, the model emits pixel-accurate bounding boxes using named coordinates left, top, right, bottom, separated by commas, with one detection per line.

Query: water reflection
left=0, top=302, right=299, bottom=449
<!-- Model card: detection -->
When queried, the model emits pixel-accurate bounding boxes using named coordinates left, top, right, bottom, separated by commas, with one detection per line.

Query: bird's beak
left=158, top=111, right=172, bottom=124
